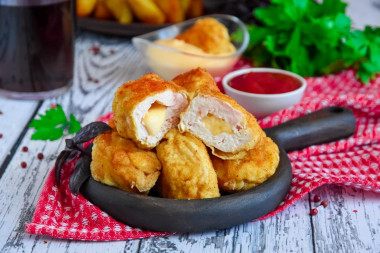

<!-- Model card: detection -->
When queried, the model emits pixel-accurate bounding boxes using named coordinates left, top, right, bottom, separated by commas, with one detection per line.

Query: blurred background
left=76, top=0, right=380, bottom=34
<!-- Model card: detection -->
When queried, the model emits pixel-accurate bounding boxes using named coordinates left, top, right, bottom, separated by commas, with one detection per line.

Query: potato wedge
left=153, top=0, right=184, bottom=23
left=94, top=0, right=113, bottom=19
left=105, top=0, right=133, bottom=24
left=126, top=0, right=165, bottom=24
left=186, top=0, right=203, bottom=19
left=76, top=0, right=97, bottom=17
left=179, top=0, right=191, bottom=13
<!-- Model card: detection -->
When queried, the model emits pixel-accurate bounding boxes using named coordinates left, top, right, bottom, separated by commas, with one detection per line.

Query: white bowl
left=132, top=14, right=249, bottom=80
left=222, top=68, right=307, bottom=119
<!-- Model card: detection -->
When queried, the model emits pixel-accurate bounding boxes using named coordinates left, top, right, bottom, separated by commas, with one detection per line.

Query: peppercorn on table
left=0, top=1, right=380, bottom=251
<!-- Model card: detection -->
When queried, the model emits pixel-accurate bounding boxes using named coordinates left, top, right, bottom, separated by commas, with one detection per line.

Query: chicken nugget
left=176, top=69, right=265, bottom=159
left=176, top=17, right=235, bottom=55
left=211, top=137, right=280, bottom=192
left=91, top=129, right=161, bottom=194
left=172, top=67, right=220, bottom=99
left=156, top=129, right=220, bottom=199
left=112, top=73, right=188, bottom=149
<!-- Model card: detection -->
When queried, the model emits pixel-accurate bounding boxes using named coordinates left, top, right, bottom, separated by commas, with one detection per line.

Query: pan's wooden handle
left=264, top=107, right=356, bottom=152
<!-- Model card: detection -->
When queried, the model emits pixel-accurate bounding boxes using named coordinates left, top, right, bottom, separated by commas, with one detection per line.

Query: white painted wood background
left=0, top=0, right=379, bottom=252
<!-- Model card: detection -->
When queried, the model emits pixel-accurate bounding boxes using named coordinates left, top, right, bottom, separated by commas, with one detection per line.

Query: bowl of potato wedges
left=76, top=0, right=204, bottom=36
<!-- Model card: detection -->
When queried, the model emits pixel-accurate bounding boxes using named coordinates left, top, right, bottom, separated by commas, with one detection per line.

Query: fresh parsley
left=29, top=104, right=82, bottom=141
left=242, top=0, right=380, bottom=83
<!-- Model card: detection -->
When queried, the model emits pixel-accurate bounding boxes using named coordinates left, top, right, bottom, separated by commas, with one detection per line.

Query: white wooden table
left=1, top=1, right=380, bottom=251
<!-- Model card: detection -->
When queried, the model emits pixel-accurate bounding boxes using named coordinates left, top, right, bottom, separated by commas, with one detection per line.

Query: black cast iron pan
left=56, top=106, right=356, bottom=233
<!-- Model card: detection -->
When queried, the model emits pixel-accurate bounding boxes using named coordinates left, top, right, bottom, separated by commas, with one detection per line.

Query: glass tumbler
left=0, top=0, right=74, bottom=100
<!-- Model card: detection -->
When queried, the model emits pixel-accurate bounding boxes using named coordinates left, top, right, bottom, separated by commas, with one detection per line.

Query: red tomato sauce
left=229, top=72, right=302, bottom=94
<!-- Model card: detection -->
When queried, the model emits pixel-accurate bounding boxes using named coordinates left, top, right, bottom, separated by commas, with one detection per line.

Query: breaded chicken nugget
left=176, top=17, right=235, bottom=55
left=91, top=129, right=161, bottom=194
left=156, top=129, right=220, bottom=199
left=176, top=69, right=265, bottom=159
left=211, top=137, right=280, bottom=192
left=112, top=73, right=188, bottom=149
left=172, top=67, right=220, bottom=99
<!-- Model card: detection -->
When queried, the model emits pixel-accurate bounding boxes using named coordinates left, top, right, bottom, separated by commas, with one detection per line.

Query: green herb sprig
left=242, top=0, right=380, bottom=83
left=29, top=104, right=81, bottom=141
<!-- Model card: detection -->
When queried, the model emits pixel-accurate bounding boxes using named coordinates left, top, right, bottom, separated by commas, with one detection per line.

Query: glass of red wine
left=0, top=0, right=74, bottom=100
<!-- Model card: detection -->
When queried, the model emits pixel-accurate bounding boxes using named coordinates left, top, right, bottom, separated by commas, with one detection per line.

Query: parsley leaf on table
left=29, top=105, right=82, bottom=141
left=68, top=114, right=82, bottom=134
left=241, top=0, right=380, bottom=83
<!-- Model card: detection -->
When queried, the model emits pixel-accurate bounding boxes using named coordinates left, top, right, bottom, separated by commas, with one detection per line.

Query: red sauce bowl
left=222, top=68, right=307, bottom=119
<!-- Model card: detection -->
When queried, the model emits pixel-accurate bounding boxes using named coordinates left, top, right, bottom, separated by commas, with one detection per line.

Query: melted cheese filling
left=143, top=102, right=167, bottom=136
left=201, top=114, right=233, bottom=136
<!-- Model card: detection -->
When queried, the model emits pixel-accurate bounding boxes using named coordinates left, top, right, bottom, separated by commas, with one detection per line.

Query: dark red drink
left=0, top=0, right=74, bottom=99
left=229, top=72, right=302, bottom=95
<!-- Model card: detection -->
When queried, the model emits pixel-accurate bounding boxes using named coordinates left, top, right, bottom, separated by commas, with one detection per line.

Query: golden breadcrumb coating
left=108, top=117, right=116, bottom=129
left=112, top=73, right=187, bottom=149
left=176, top=17, right=235, bottom=55
left=211, top=149, right=247, bottom=160
left=156, top=129, right=220, bottom=199
left=174, top=69, right=265, bottom=159
left=172, top=67, right=220, bottom=99
left=211, top=137, right=280, bottom=192
left=90, top=129, right=161, bottom=194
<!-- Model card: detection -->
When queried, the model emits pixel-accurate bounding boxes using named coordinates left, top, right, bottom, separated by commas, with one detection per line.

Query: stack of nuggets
left=90, top=68, right=279, bottom=199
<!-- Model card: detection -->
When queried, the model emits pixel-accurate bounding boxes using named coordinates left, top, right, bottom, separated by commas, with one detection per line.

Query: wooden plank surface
left=5, top=197, right=313, bottom=253
left=0, top=13, right=380, bottom=251
left=312, top=185, right=380, bottom=253
left=0, top=33, right=149, bottom=252
left=0, top=98, right=39, bottom=167
left=135, top=196, right=313, bottom=253
left=311, top=1, right=380, bottom=251
left=345, top=0, right=380, bottom=29
left=0, top=32, right=314, bottom=253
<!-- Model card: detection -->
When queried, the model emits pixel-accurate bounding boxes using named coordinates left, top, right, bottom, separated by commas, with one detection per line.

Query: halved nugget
left=174, top=68, right=264, bottom=159
left=156, top=129, right=220, bottom=199
left=91, top=128, right=162, bottom=194
left=112, top=73, right=188, bottom=149
left=211, top=136, right=280, bottom=192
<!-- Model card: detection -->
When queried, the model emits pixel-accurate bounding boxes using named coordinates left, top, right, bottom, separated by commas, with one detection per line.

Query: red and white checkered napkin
left=26, top=66, right=380, bottom=241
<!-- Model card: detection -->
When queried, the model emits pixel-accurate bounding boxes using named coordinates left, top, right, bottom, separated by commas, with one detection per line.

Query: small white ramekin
left=222, top=68, right=307, bottom=119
